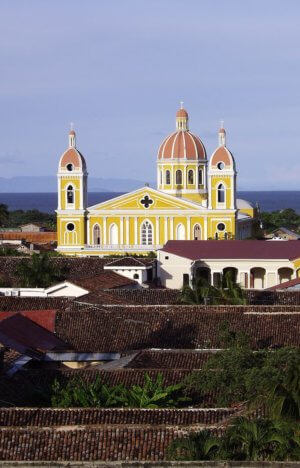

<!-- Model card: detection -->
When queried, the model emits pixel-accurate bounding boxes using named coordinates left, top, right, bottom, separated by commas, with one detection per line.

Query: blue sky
left=0, top=0, right=300, bottom=189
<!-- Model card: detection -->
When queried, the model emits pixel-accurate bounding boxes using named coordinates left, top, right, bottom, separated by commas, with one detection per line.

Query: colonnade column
left=156, top=216, right=160, bottom=246
left=164, top=217, right=168, bottom=244
left=170, top=217, right=174, bottom=240
left=120, top=216, right=124, bottom=244
left=125, top=216, right=130, bottom=245
left=187, top=216, right=191, bottom=240
left=134, top=217, right=138, bottom=245
left=103, top=217, right=107, bottom=245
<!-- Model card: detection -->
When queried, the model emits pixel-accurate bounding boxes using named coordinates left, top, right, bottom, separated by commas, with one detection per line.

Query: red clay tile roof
left=105, top=257, right=148, bottom=268
left=126, top=349, right=212, bottom=369
left=70, top=271, right=138, bottom=292
left=161, top=240, right=300, bottom=260
left=0, top=309, right=57, bottom=332
left=0, top=407, right=236, bottom=428
left=55, top=305, right=300, bottom=352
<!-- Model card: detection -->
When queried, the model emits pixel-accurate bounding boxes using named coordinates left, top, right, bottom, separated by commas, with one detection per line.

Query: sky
left=1, top=0, right=300, bottom=190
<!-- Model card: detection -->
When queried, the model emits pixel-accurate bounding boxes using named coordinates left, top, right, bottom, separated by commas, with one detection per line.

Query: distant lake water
left=0, top=191, right=299, bottom=214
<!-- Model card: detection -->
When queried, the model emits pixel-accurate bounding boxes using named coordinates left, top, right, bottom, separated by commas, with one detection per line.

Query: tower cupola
left=218, top=121, right=226, bottom=147
left=176, top=102, right=189, bottom=131
left=69, top=123, right=76, bottom=148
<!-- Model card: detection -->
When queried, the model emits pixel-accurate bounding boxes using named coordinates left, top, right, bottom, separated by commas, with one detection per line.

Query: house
left=103, top=257, right=155, bottom=285
left=157, top=240, right=300, bottom=289
left=265, top=226, right=300, bottom=240
left=267, top=276, right=300, bottom=291
left=20, top=223, right=48, bottom=232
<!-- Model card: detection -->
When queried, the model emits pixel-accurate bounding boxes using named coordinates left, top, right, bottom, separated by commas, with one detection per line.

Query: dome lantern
left=218, top=120, right=226, bottom=147
left=69, top=122, right=76, bottom=148
left=176, top=101, right=189, bottom=131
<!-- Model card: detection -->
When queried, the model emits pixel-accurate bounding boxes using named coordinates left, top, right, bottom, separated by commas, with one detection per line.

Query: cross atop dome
left=218, top=119, right=226, bottom=147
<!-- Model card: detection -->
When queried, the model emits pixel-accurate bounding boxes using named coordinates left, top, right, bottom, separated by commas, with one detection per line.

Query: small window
left=188, top=169, right=194, bottom=184
left=217, top=184, right=225, bottom=203
left=175, top=169, right=182, bottom=185
left=166, top=170, right=171, bottom=185
left=67, top=185, right=74, bottom=204
left=217, top=162, right=225, bottom=170
left=66, top=163, right=73, bottom=172
left=165, top=256, right=169, bottom=260
left=160, top=171, right=162, bottom=185
left=67, top=223, right=75, bottom=232
left=133, top=273, right=139, bottom=280
left=215, top=232, right=219, bottom=240
left=217, top=223, right=226, bottom=231
left=198, top=169, right=203, bottom=185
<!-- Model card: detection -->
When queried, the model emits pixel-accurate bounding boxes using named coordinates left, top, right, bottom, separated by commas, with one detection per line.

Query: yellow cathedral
left=56, top=106, right=255, bottom=256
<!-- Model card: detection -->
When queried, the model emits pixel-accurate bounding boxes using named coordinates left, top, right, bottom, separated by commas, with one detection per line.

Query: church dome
left=158, top=106, right=206, bottom=160
left=58, top=129, right=87, bottom=173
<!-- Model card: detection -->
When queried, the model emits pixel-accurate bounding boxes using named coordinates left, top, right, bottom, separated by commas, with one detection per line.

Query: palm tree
left=16, top=253, right=64, bottom=288
left=224, top=417, right=289, bottom=461
left=219, top=270, right=247, bottom=305
left=0, top=203, right=8, bottom=226
left=167, top=430, right=221, bottom=461
left=178, top=277, right=221, bottom=305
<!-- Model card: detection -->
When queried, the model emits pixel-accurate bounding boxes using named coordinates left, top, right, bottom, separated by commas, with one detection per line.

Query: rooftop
left=161, top=240, right=300, bottom=260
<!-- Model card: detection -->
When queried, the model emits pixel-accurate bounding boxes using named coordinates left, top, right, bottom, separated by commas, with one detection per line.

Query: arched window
left=93, top=224, right=101, bottom=245
left=188, top=170, right=194, bottom=184
left=109, top=223, right=118, bottom=245
left=198, top=169, right=203, bottom=185
left=176, top=169, right=182, bottom=185
left=217, top=183, right=225, bottom=203
left=193, top=224, right=201, bottom=240
left=176, top=223, right=185, bottom=240
left=165, top=170, right=171, bottom=185
left=160, top=170, right=162, bottom=185
left=67, top=185, right=74, bottom=204
left=141, top=220, right=153, bottom=245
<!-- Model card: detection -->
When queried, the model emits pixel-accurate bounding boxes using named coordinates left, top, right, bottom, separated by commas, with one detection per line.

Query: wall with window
left=60, top=178, right=81, bottom=210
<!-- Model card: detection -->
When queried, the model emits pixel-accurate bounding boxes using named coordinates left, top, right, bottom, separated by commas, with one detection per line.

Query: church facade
left=56, top=106, right=255, bottom=256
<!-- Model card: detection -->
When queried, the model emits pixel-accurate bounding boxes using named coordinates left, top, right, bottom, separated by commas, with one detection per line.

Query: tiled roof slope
left=105, top=257, right=149, bottom=267
left=55, top=306, right=300, bottom=352
left=0, top=297, right=70, bottom=312
left=0, top=407, right=235, bottom=428
left=162, top=239, right=300, bottom=260
left=126, top=350, right=212, bottom=369
left=75, top=288, right=300, bottom=306
left=70, top=271, right=137, bottom=291
left=0, top=426, right=223, bottom=462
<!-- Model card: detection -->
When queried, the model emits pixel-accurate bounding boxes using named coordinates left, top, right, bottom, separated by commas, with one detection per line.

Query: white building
left=157, top=240, right=300, bottom=290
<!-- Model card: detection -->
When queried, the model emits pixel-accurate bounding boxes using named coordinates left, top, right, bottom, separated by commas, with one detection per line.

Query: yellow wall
left=60, top=178, right=81, bottom=210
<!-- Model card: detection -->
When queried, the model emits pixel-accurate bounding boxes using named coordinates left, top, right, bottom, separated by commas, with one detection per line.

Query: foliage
left=261, top=208, right=300, bottom=233
left=178, top=271, right=247, bottom=306
left=51, top=373, right=190, bottom=409
left=0, top=246, right=27, bottom=256
left=183, top=322, right=300, bottom=407
left=167, top=430, right=221, bottom=461
left=0, top=204, right=9, bottom=226
left=1, top=208, right=56, bottom=231
left=168, top=418, right=300, bottom=462
left=16, top=253, right=65, bottom=287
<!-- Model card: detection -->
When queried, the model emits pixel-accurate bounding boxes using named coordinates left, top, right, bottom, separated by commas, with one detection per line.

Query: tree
left=16, top=253, right=64, bottom=287
left=219, top=270, right=247, bottom=305
left=0, top=203, right=8, bottom=226
left=167, top=430, right=221, bottom=461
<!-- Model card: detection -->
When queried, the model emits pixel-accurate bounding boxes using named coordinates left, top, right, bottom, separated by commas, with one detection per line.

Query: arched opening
left=93, top=224, right=101, bottom=245
left=165, top=170, right=171, bottom=185
left=188, top=170, right=194, bottom=185
left=175, top=169, right=182, bottom=185
left=297, top=269, right=300, bottom=278
left=193, top=224, right=201, bottom=240
left=217, top=183, right=225, bottom=203
left=223, top=267, right=238, bottom=283
left=176, top=223, right=185, bottom=240
left=278, top=267, right=294, bottom=284
left=250, top=267, right=266, bottom=289
left=67, top=185, right=74, bottom=205
left=198, top=169, right=203, bottom=185
left=109, top=223, right=118, bottom=245
left=141, top=220, right=153, bottom=245
left=195, top=267, right=211, bottom=285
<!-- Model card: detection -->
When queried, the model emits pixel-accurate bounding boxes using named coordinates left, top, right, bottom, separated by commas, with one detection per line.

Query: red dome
left=176, top=108, right=188, bottom=118
left=158, top=131, right=206, bottom=160
left=59, top=148, right=87, bottom=172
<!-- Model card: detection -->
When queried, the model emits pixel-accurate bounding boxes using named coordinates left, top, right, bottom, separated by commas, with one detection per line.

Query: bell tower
left=56, top=126, right=88, bottom=252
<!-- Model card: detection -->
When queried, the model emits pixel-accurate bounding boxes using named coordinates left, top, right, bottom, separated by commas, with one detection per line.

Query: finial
left=70, top=121, right=74, bottom=131
left=220, top=119, right=224, bottom=129
left=180, top=101, right=184, bottom=109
